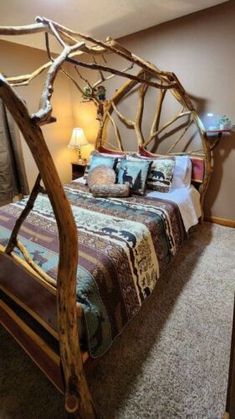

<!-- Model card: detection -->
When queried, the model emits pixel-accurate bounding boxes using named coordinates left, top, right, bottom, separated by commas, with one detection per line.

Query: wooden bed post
left=0, top=75, right=97, bottom=418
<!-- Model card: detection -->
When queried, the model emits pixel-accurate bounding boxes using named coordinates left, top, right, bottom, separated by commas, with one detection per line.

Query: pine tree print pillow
left=117, top=158, right=152, bottom=195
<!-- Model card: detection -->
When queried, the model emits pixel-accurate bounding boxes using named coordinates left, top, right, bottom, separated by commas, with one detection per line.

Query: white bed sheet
left=146, top=186, right=201, bottom=232
left=73, top=177, right=201, bottom=232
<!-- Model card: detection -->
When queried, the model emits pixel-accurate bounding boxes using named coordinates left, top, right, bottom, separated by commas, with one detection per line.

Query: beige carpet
left=1, top=222, right=235, bottom=418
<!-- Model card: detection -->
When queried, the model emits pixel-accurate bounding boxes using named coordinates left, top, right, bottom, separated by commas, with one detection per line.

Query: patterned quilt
left=0, top=182, right=185, bottom=357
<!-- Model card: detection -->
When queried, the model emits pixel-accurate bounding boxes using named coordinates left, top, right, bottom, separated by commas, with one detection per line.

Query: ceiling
left=0, top=0, right=228, bottom=52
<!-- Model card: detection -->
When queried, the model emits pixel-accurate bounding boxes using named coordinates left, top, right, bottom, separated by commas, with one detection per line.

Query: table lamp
left=68, top=128, right=88, bottom=163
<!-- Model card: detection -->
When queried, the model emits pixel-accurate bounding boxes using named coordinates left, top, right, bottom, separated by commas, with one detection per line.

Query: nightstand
left=71, top=162, right=86, bottom=180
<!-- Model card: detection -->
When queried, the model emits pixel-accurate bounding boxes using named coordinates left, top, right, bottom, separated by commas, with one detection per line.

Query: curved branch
left=0, top=75, right=96, bottom=418
left=67, top=56, right=173, bottom=90
left=144, top=110, right=191, bottom=147
left=107, top=112, right=123, bottom=150
left=16, top=239, right=56, bottom=287
left=0, top=22, right=47, bottom=35
left=7, top=62, right=51, bottom=86
left=149, top=89, right=166, bottom=141
left=167, top=118, right=193, bottom=153
left=112, top=101, right=134, bottom=128
left=5, top=174, right=42, bottom=254
left=32, top=43, right=85, bottom=124
left=135, top=83, right=148, bottom=145
left=93, top=63, right=134, bottom=88
left=48, top=20, right=66, bottom=48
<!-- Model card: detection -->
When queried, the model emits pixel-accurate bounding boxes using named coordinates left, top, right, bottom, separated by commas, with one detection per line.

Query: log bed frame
left=0, top=17, right=215, bottom=418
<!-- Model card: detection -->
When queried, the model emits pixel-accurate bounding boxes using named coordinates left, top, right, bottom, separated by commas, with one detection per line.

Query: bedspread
left=0, top=182, right=185, bottom=357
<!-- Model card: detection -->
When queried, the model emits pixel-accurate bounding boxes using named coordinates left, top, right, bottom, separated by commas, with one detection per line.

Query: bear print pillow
left=147, top=157, right=175, bottom=192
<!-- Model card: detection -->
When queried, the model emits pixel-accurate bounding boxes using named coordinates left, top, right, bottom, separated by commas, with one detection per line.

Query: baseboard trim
left=205, top=216, right=235, bottom=228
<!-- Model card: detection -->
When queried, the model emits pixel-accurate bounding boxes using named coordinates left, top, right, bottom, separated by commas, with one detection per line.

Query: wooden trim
left=205, top=216, right=235, bottom=228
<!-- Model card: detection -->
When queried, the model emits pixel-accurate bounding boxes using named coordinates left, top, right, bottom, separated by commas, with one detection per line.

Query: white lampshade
left=68, top=128, right=88, bottom=149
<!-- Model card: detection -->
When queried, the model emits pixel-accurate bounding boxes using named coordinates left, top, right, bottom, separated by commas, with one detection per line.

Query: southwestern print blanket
left=0, top=182, right=185, bottom=357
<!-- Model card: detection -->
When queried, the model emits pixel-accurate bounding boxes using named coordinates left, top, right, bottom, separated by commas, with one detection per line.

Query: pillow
left=147, top=157, right=175, bottom=192
left=87, top=165, right=116, bottom=189
left=84, top=151, right=117, bottom=183
left=126, top=153, right=175, bottom=193
left=139, top=147, right=192, bottom=189
left=90, top=183, right=130, bottom=198
left=117, top=158, right=152, bottom=195
left=171, top=156, right=192, bottom=189
left=97, top=146, right=136, bottom=176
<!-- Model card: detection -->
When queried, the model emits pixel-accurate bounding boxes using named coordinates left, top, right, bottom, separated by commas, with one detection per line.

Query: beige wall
left=71, top=1, right=235, bottom=221
left=0, top=39, right=75, bottom=190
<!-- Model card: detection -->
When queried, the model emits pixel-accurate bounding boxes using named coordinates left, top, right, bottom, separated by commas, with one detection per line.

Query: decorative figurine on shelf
left=82, top=86, right=93, bottom=101
left=218, top=115, right=231, bottom=130
left=82, top=84, right=106, bottom=102
left=96, top=85, right=106, bottom=101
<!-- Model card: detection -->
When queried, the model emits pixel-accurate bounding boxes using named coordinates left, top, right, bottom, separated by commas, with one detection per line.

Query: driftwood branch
left=67, top=56, right=171, bottom=90
left=135, top=82, right=148, bottom=145
left=16, top=239, right=56, bottom=286
left=0, top=75, right=96, bottom=418
left=144, top=110, right=191, bottom=147
left=149, top=89, right=166, bottom=141
left=111, top=101, right=135, bottom=128
left=61, top=67, right=84, bottom=95
left=93, top=62, right=134, bottom=88
left=7, top=63, right=51, bottom=86
left=5, top=174, right=42, bottom=254
left=167, top=118, right=193, bottom=153
left=107, top=112, right=123, bottom=150
left=32, top=43, right=85, bottom=124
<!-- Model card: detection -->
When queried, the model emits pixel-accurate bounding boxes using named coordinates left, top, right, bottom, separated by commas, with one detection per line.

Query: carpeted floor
left=1, top=222, right=235, bottom=419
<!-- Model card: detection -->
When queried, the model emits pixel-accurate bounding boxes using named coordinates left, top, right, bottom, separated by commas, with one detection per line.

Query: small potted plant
left=218, top=115, right=231, bottom=130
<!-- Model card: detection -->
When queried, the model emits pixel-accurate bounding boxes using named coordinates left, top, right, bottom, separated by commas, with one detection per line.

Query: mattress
left=0, top=181, right=189, bottom=357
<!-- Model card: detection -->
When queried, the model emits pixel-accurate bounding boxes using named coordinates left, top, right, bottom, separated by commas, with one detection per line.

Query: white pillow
left=171, top=156, right=192, bottom=189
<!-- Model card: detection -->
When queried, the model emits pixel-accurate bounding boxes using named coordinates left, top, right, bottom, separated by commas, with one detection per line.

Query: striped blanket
left=0, top=182, right=185, bottom=357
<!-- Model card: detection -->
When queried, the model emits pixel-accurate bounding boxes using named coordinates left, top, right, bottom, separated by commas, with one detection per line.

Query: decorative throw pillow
left=90, top=183, right=130, bottom=198
left=125, top=153, right=175, bottom=193
left=171, top=155, right=192, bottom=189
left=84, top=151, right=117, bottom=183
left=147, top=158, right=175, bottom=192
left=87, top=165, right=116, bottom=189
left=117, top=158, right=152, bottom=195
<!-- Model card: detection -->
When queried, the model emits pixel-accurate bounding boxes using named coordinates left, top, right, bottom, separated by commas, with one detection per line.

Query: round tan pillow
left=87, top=164, right=116, bottom=189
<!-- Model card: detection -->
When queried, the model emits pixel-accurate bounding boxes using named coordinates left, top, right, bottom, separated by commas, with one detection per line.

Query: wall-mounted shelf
left=206, top=129, right=231, bottom=150
left=206, top=129, right=231, bottom=137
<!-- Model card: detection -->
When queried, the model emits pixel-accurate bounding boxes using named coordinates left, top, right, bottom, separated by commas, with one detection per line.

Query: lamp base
left=77, top=158, right=86, bottom=164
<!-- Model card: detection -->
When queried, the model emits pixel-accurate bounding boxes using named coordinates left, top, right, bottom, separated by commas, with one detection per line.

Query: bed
left=0, top=17, right=213, bottom=418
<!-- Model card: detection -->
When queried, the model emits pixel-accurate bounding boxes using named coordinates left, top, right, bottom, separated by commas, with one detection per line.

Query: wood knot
left=65, top=394, right=79, bottom=413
